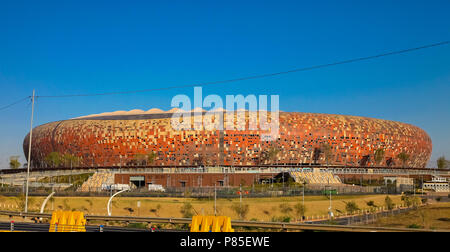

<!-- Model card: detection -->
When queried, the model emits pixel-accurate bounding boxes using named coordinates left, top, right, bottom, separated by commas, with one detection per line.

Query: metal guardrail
left=0, top=210, right=448, bottom=232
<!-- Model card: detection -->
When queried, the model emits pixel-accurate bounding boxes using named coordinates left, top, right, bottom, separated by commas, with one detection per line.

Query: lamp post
left=302, top=181, right=306, bottom=206
left=239, top=184, right=243, bottom=219
left=25, top=90, right=35, bottom=213
left=327, top=185, right=333, bottom=220
left=107, top=189, right=129, bottom=216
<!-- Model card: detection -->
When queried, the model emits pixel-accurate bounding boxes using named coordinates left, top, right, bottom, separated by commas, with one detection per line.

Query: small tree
left=293, top=203, right=306, bottom=221
left=374, top=148, right=385, bottom=166
left=15, top=194, right=35, bottom=211
left=385, top=196, right=395, bottom=210
left=437, top=156, right=449, bottom=169
left=321, top=143, right=333, bottom=165
left=260, top=147, right=280, bottom=165
left=401, top=195, right=421, bottom=208
left=180, top=202, right=195, bottom=218
left=61, top=153, right=81, bottom=167
left=231, top=203, right=249, bottom=220
left=344, top=201, right=360, bottom=214
left=147, top=152, right=157, bottom=165
left=312, top=147, right=322, bottom=164
left=366, top=201, right=377, bottom=213
left=9, top=156, right=21, bottom=169
left=279, top=203, right=293, bottom=216
left=397, top=152, right=410, bottom=168
left=44, top=152, right=62, bottom=168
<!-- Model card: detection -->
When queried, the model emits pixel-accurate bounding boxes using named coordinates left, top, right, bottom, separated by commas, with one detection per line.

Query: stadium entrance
left=130, top=176, right=145, bottom=188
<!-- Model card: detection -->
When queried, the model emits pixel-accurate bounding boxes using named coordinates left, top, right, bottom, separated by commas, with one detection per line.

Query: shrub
left=279, top=203, right=293, bottom=215
left=366, top=201, right=376, bottom=207
left=293, top=203, right=306, bottom=221
left=271, top=216, right=291, bottom=223
left=128, top=223, right=147, bottom=229
left=124, top=207, right=134, bottom=215
left=180, top=202, right=195, bottom=218
left=231, top=203, right=249, bottom=220
left=14, top=194, right=35, bottom=211
left=407, top=224, right=422, bottom=229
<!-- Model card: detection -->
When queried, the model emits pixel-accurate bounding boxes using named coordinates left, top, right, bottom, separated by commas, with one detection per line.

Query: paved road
left=0, top=221, right=186, bottom=232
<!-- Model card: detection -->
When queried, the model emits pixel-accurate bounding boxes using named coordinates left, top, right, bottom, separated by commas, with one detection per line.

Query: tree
left=312, top=147, right=321, bottom=164
left=260, top=147, right=280, bottom=165
left=193, top=155, right=204, bottom=166
left=231, top=203, right=249, bottom=220
left=366, top=201, right=377, bottom=213
left=385, top=196, right=395, bottom=210
left=386, top=157, right=395, bottom=167
left=61, top=153, right=81, bottom=167
left=374, top=148, right=385, bottom=166
left=293, top=203, right=306, bottom=222
left=401, top=195, right=421, bottom=208
left=320, top=143, right=333, bottom=165
left=437, top=156, right=449, bottom=169
left=344, top=201, right=360, bottom=214
left=9, top=156, right=21, bottom=169
left=44, top=152, right=81, bottom=168
left=147, top=152, right=157, bottom=165
left=397, top=152, right=410, bottom=168
left=44, top=152, right=62, bottom=168
left=180, top=202, right=195, bottom=218
left=359, top=155, right=370, bottom=167
left=279, top=203, right=293, bottom=216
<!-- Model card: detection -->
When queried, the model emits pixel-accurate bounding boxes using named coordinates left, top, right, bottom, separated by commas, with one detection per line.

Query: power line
left=35, top=40, right=450, bottom=98
left=0, top=96, right=31, bottom=111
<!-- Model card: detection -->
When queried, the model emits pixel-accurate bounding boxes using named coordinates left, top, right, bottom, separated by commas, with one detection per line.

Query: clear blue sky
left=0, top=0, right=449, bottom=168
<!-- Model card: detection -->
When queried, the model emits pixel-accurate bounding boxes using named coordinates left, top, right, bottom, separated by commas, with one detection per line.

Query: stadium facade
left=23, top=109, right=432, bottom=169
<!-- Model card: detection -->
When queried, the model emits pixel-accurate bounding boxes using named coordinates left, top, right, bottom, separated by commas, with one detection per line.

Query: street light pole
left=328, top=185, right=333, bottom=220
left=239, top=184, right=243, bottom=219
left=302, top=181, right=305, bottom=206
left=25, top=89, right=35, bottom=213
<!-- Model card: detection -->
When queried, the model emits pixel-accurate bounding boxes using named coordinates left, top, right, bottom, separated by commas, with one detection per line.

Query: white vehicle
left=111, top=184, right=131, bottom=191
left=103, top=184, right=130, bottom=191
left=148, top=184, right=166, bottom=192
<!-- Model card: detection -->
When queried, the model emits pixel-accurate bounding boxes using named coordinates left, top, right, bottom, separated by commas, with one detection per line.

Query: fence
left=310, top=205, right=420, bottom=226
left=0, top=184, right=392, bottom=198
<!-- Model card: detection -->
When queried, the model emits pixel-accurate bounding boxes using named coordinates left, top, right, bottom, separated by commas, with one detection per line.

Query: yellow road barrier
left=190, top=216, right=234, bottom=232
left=49, top=211, right=86, bottom=232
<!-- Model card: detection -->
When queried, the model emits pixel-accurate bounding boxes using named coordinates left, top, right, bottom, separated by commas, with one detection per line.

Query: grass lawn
left=367, top=202, right=450, bottom=230
left=0, top=194, right=403, bottom=222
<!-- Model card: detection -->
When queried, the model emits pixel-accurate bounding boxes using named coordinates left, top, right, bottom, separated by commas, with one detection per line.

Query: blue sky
left=0, top=0, right=449, bottom=168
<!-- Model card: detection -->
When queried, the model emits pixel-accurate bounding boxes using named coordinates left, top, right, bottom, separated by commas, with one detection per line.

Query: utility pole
left=239, top=184, right=242, bottom=205
left=328, top=186, right=333, bottom=220
left=302, top=181, right=305, bottom=206
left=239, top=184, right=242, bottom=219
left=25, top=89, right=35, bottom=213
left=214, top=183, right=217, bottom=216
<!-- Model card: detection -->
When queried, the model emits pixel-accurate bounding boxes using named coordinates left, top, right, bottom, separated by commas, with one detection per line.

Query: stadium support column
left=25, top=89, right=35, bottom=213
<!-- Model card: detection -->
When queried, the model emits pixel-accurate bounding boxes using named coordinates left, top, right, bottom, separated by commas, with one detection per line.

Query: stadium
left=16, top=108, right=440, bottom=190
